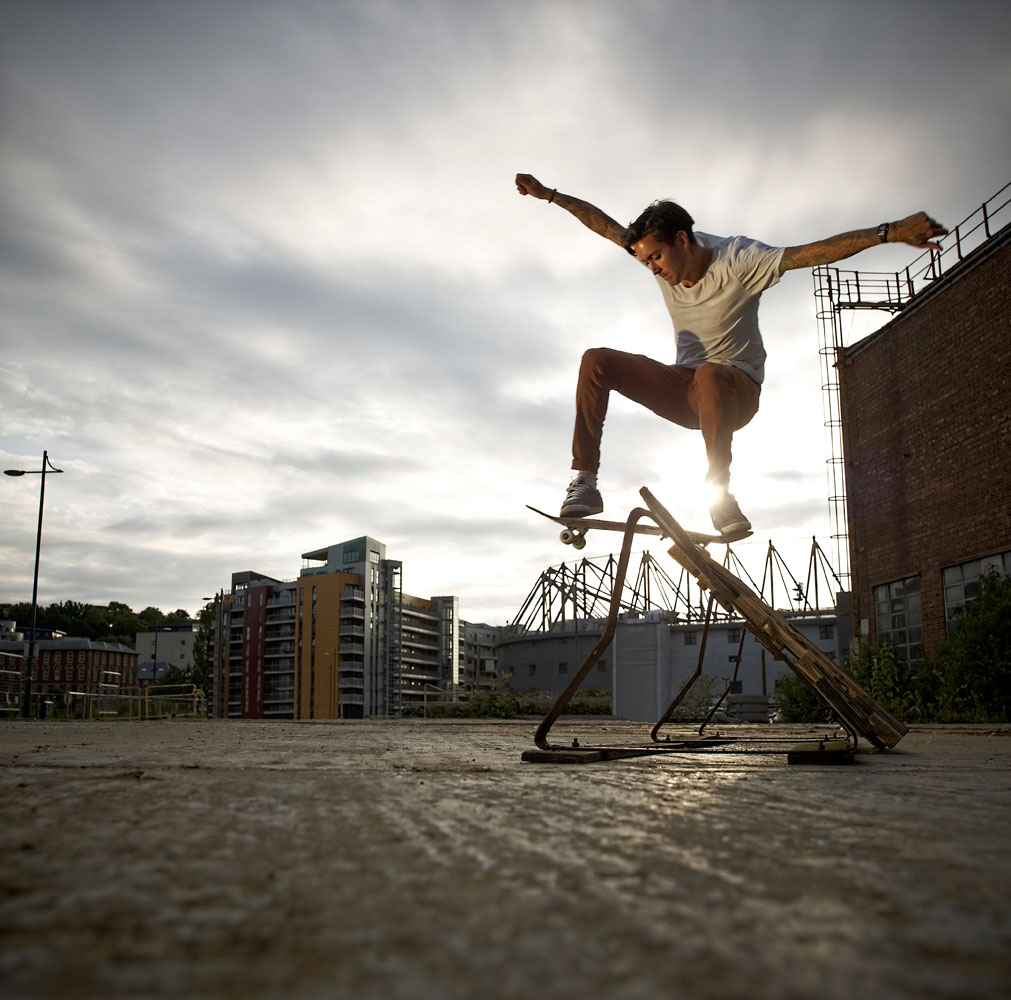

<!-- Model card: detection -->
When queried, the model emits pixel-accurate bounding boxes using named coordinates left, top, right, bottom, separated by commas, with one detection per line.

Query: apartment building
left=212, top=538, right=461, bottom=720
left=462, top=622, right=505, bottom=690
left=212, top=572, right=296, bottom=719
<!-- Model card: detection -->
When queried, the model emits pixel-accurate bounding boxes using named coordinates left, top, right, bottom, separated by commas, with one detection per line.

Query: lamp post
left=150, top=626, right=163, bottom=684
left=4, top=451, right=64, bottom=718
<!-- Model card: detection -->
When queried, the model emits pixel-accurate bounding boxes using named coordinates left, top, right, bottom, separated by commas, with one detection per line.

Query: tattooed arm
left=515, top=173, right=627, bottom=247
left=779, top=211, right=947, bottom=271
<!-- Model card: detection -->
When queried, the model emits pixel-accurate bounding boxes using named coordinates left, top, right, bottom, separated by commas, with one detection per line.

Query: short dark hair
left=623, top=200, right=696, bottom=255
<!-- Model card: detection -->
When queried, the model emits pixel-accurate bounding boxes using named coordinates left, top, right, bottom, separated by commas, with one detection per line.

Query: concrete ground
left=1, top=719, right=1009, bottom=1000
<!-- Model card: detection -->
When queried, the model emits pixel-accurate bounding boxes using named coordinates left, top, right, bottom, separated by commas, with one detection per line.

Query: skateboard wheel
left=572, top=536, right=586, bottom=550
left=560, top=529, right=574, bottom=545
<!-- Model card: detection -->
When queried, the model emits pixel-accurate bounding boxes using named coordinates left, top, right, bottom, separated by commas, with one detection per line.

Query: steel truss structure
left=507, top=534, right=843, bottom=636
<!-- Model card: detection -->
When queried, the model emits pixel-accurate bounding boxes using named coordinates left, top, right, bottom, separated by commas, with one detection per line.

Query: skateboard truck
left=521, top=487, right=906, bottom=766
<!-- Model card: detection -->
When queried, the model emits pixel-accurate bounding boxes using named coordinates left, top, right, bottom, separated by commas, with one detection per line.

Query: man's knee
left=580, top=346, right=612, bottom=368
left=578, top=347, right=619, bottom=383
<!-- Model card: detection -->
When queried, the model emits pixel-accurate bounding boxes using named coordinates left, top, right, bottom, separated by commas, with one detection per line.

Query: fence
left=3, top=683, right=206, bottom=721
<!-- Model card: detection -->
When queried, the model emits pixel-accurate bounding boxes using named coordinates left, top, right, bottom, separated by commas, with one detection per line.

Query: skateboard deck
left=527, top=505, right=752, bottom=549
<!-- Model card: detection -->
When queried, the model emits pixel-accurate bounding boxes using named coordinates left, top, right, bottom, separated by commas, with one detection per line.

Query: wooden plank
left=640, top=488, right=908, bottom=749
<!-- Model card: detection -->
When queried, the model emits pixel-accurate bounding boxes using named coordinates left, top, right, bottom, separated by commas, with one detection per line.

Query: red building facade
left=839, top=225, right=1011, bottom=660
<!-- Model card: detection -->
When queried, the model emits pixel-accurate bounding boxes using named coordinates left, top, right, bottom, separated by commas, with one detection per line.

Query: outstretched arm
left=779, top=212, right=947, bottom=271
left=515, top=173, right=627, bottom=247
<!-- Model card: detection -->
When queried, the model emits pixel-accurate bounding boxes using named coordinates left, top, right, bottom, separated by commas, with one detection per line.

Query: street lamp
left=4, top=451, right=64, bottom=718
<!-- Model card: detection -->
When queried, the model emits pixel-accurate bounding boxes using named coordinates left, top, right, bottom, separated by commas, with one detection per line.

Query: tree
left=0, top=600, right=193, bottom=649
left=190, top=600, right=217, bottom=695
left=138, top=607, right=167, bottom=629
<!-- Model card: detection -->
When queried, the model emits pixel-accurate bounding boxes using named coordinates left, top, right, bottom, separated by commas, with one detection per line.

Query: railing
left=818, top=182, right=1010, bottom=314
left=0, top=668, right=21, bottom=715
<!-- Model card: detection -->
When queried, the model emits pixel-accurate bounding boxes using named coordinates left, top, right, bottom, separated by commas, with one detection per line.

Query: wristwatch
left=876, top=222, right=890, bottom=243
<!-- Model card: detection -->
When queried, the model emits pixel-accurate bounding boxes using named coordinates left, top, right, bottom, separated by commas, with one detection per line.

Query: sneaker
left=709, top=492, right=751, bottom=535
left=560, top=476, right=603, bottom=517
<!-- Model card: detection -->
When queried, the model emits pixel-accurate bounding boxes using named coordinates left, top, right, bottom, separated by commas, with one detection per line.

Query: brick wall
left=840, top=230, right=1011, bottom=655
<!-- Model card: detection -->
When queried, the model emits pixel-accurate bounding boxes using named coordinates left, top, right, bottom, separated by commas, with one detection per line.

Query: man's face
left=631, top=233, right=695, bottom=287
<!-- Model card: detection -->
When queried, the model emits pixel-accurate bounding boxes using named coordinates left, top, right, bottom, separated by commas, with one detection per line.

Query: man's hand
left=889, top=212, right=948, bottom=251
left=514, top=172, right=627, bottom=246
left=515, top=173, right=554, bottom=200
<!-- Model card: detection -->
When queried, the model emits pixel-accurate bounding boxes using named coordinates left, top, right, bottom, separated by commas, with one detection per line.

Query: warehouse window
left=942, top=550, right=1011, bottom=629
left=873, top=575, right=923, bottom=666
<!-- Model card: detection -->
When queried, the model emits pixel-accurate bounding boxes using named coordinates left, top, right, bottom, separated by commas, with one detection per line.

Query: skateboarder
left=515, top=173, right=946, bottom=534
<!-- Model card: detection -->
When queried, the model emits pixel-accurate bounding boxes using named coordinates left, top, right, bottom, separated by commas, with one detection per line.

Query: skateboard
left=527, top=505, right=752, bottom=549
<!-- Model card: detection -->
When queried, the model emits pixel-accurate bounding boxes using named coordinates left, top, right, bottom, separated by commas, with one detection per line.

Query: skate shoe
left=560, top=477, right=604, bottom=517
left=709, top=492, right=751, bottom=535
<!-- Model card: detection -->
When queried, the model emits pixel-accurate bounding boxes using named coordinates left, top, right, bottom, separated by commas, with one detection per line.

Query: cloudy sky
left=2, top=0, right=1009, bottom=627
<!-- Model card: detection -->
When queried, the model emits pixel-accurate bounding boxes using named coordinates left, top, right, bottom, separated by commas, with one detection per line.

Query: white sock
left=574, top=471, right=597, bottom=488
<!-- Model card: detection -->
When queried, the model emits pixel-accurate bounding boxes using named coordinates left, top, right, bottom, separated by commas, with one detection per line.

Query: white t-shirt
left=655, top=232, right=785, bottom=384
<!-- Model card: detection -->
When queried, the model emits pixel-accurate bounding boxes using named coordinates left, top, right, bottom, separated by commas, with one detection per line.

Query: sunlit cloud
left=2, top=0, right=1007, bottom=624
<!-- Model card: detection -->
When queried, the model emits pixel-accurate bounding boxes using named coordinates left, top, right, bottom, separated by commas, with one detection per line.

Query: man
left=515, top=173, right=946, bottom=534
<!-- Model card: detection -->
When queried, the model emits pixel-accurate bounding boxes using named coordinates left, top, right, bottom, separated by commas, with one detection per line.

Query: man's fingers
left=896, top=212, right=947, bottom=250
left=515, top=172, right=544, bottom=197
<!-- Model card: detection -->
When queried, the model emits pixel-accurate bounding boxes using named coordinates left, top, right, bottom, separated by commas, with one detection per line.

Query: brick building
left=0, top=636, right=138, bottom=703
left=837, top=219, right=1010, bottom=661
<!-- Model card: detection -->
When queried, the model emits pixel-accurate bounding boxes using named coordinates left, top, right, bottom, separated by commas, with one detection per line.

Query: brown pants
left=571, top=348, right=761, bottom=490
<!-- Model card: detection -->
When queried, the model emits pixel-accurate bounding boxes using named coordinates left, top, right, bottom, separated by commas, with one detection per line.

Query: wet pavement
left=2, top=719, right=1010, bottom=1000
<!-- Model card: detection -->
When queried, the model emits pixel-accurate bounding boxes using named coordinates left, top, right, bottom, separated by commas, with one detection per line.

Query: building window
left=819, top=624, right=834, bottom=640
left=683, top=632, right=697, bottom=646
left=727, top=628, right=742, bottom=643
left=558, top=662, right=568, bottom=675
left=873, top=575, right=923, bottom=665
left=943, top=550, right=1011, bottom=628
left=528, top=664, right=536, bottom=676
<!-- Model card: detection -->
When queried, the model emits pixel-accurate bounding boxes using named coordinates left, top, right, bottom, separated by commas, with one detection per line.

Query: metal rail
left=523, top=489, right=913, bottom=763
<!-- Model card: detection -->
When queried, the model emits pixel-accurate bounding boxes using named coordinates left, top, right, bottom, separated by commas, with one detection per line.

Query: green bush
left=773, top=670, right=833, bottom=723
left=931, top=572, right=1011, bottom=722
left=774, top=572, right=1011, bottom=724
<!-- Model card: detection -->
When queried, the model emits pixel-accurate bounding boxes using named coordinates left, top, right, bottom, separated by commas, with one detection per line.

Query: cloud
left=2, top=0, right=1008, bottom=624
